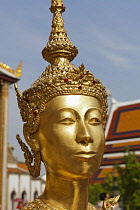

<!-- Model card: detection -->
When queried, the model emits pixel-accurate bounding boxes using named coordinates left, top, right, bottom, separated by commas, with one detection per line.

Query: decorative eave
left=105, top=98, right=140, bottom=141
left=0, top=62, right=22, bottom=84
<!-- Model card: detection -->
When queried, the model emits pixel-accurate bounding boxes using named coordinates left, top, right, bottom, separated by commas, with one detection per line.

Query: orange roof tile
left=17, top=163, right=28, bottom=171
left=8, top=168, right=28, bottom=174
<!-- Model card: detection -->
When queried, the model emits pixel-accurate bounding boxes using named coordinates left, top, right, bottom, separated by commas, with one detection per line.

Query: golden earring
left=16, top=134, right=41, bottom=178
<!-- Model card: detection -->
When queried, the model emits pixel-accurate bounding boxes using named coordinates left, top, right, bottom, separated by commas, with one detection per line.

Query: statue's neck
left=39, top=171, right=89, bottom=210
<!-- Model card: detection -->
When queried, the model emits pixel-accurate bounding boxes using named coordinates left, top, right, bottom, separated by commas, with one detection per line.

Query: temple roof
left=0, top=62, right=22, bottom=83
left=7, top=142, right=18, bottom=164
left=105, top=97, right=140, bottom=141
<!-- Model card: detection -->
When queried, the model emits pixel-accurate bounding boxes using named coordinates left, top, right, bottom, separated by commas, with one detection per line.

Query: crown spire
left=42, top=0, right=78, bottom=64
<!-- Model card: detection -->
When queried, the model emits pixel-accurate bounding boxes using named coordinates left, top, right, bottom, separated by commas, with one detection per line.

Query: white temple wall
left=19, top=174, right=31, bottom=202
left=31, top=179, right=42, bottom=201
left=41, top=182, right=45, bottom=193
left=7, top=171, right=46, bottom=209
left=8, top=174, right=19, bottom=210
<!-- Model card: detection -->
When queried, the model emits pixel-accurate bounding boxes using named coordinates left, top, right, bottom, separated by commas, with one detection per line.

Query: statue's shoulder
left=21, top=200, right=101, bottom=210
left=21, top=199, right=46, bottom=210
left=88, top=202, right=101, bottom=210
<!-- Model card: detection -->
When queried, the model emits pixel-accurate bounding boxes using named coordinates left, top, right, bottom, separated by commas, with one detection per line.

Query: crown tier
left=42, top=0, right=78, bottom=64
left=15, top=63, right=108, bottom=133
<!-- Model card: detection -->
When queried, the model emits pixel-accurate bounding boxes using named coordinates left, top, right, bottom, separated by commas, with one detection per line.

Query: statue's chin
left=48, top=165, right=100, bottom=181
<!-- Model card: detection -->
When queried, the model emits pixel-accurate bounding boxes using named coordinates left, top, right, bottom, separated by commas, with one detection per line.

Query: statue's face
left=36, top=95, right=105, bottom=180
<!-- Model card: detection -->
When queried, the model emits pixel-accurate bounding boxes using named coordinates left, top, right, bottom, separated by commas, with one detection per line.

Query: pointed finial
left=42, top=0, right=78, bottom=64
left=50, top=0, right=66, bottom=13
left=15, top=61, right=22, bottom=77
left=107, top=87, right=112, bottom=97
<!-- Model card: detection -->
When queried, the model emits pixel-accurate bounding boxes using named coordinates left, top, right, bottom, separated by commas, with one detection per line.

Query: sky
left=1, top=0, right=140, bottom=163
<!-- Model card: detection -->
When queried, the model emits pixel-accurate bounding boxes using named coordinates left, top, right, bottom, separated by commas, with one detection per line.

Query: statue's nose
left=76, top=122, right=93, bottom=146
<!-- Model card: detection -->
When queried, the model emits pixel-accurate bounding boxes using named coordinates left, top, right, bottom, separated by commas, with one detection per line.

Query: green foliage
left=88, top=175, right=114, bottom=205
left=88, top=183, right=104, bottom=205
left=116, top=148, right=140, bottom=210
left=89, top=148, right=140, bottom=209
left=89, top=172, right=118, bottom=205
left=103, top=172, right=113, bottom=194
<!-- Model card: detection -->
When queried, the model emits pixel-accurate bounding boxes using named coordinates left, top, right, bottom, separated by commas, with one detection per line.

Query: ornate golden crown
left=15, top=0, right=108, bottom=133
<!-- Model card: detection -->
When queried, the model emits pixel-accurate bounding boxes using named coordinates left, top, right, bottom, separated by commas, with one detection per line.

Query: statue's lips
left=73, top=151, right=97, bottom=161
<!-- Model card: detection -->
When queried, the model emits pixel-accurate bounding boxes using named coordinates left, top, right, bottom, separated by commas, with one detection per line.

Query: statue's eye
left=59, top=118, right=75, bottom=125
left=88, top=118, right=101, bottom=125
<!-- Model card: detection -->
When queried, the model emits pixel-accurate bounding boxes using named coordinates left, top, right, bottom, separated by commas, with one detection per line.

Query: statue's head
left=15, top=0, right=108, bottom=180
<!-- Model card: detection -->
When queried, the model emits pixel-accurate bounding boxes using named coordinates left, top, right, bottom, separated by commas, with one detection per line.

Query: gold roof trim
left=0, top=61, right=22, bottom=78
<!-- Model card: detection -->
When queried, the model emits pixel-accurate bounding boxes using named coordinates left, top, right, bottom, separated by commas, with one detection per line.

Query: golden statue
left=15, top=0, right=119, bottom=209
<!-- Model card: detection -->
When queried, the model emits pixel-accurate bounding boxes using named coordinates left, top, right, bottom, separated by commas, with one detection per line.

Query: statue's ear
left=23, top=124, right=40, bottom=151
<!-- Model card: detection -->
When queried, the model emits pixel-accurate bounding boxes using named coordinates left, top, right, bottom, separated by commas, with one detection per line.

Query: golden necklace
left=22, top=198, right=97, bottom=210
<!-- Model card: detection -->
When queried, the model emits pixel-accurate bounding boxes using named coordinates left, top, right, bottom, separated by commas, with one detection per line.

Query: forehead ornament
left=15, top=0, right=108, bottom=133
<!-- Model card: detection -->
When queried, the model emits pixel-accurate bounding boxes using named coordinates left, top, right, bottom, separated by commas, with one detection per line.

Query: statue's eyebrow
left=85, top=107, right=102, bottom=118
left=48, top=107, right=102, bottom=120
left=48, top=107, right=77, bottom=118
left=52, top=107, right=75, bottom=113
